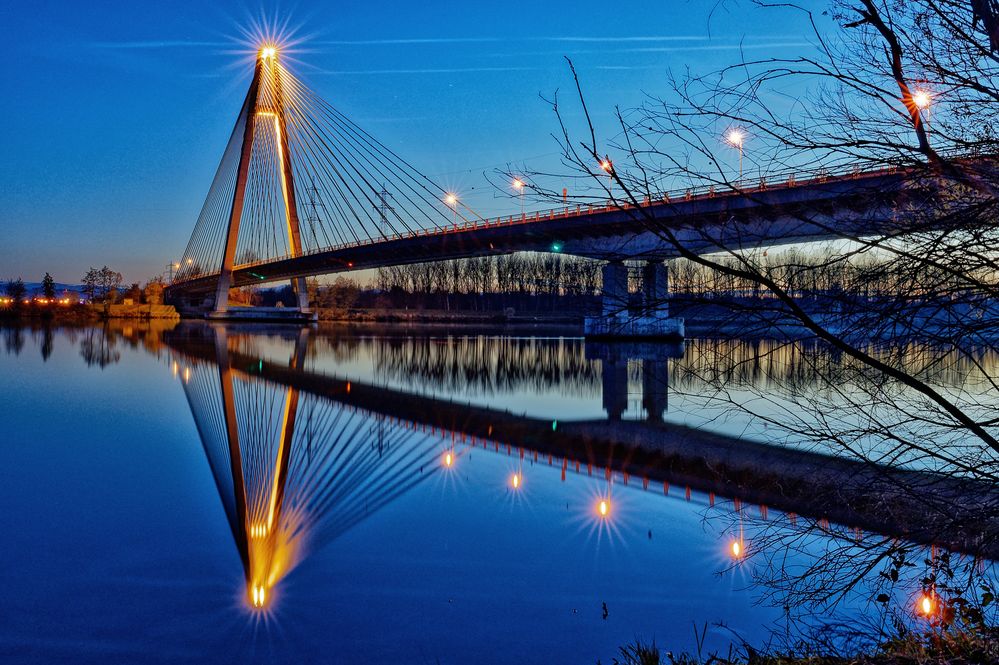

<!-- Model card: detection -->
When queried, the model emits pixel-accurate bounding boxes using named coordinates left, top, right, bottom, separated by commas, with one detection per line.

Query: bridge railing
left=172, top=150, right=985, bottom=285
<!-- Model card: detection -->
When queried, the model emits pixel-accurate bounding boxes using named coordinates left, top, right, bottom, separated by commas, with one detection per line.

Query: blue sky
left=1, top=1, right=827, bottom=283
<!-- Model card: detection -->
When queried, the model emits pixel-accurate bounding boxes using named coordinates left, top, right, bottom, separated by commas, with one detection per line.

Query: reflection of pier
left=165, top=325, right=999, bottom=561
left=585, top=342, right=682, bottom=421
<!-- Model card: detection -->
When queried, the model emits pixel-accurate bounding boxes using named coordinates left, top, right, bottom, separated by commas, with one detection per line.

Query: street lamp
left=911, top=89, right=932, bottom=128
left=725, top=128, right=745, bottom=182
left=444, top=193, right=458, bottom=228
left=599, top=159, right=614, bottom=200
left=512, top=178, right=525, bottom=217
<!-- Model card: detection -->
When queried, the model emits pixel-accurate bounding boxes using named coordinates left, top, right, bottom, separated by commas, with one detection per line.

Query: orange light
left=251, top=584, right=267, bottom=608
left=597, top=499, right=610, bottom=518
left=260, top=46, right=277, bottom=60
left=510, top=473, right=521, bottom=489
left=730, top=540, right=743, bottom=558
left=599, top=159, right=613, bottom=173
left=912, top=90, right=932, bottom=110
left=919, top=593, right=935, bottom=616
left=443, top=451, right=454, bottom=468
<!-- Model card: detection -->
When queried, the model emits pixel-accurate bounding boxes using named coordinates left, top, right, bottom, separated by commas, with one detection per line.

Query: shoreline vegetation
left=608, top=621, right=999, bottom=665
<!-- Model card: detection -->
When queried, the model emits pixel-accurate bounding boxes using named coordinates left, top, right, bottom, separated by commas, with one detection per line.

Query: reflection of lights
left=250, top=523, right=268, bottom=538
left=251, top=584, right=267, bottom=608
left=918, top=593, right=935, bottom=617
left=443, top=451, right=454, bottom=468
left=510, top=473, right=521, bottom=489
left=171, top=361, right=178, bottom=377
left=597, top=499, right=610, bottom=518
left=183, top=367, right=191, bottom=383
left=730, top=539, right=743, bottom=559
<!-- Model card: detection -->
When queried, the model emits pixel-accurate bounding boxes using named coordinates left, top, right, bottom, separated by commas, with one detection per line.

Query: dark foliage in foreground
left=606, top=623, right=999, bottom=665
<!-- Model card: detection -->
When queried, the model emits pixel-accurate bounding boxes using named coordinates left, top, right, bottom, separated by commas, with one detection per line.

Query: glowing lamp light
left=912, top=90, right=932, bottom=110
left=551, top=242, right=563, bottom=253
left=443, top=451, right=454, bottom=468
left=599, top=159, right=613, bottom=173
left=444, top=193, right=458, bottom=206
left=725, top=129, right=745, bottom=148
left=918, top=593, right=935, bottom=617
left=730, top=539, right=744, bottom=559
left=510, top=473, right=522, bottom=489
left=597, top=499, right=610, bottom=518
left=260, top=46, right=277, bottom=60
left=512, top=178, right=525, bottom=191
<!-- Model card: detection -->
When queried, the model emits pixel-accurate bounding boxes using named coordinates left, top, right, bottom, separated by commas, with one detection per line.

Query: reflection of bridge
left=165, top=324, right=999, bottom=593
left=163, top=46, right=943, bottom=337
left=177, top=327, right=444, bottom=608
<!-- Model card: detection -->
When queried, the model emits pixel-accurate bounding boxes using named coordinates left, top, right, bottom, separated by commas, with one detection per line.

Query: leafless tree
left=513, top=0, right=999, bottom=642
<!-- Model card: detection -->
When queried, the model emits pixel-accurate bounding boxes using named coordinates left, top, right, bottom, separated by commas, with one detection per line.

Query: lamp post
left=512, top=178, right=525, bottom=218
left=725, top=129, right=745, bottom=182
left=445, top=193, right=458, bottom=229
left=599, top=159, right=614, bottom=200
left=912, top=89, right=932, bottom=128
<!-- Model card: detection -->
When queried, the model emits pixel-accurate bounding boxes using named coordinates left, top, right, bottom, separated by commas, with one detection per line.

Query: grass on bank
left=603, top=624, right=999, bottom=665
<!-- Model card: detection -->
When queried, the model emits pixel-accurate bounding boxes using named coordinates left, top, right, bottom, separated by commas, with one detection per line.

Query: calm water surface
left=0, top=323, right=982, bottom=663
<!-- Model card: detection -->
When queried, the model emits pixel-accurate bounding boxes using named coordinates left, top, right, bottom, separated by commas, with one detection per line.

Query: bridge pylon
left=210, top=47, right=312, bottom=320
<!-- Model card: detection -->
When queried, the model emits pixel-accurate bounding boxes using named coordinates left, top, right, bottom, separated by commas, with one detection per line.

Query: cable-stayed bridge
left=163, top=46, right=976, bottom=335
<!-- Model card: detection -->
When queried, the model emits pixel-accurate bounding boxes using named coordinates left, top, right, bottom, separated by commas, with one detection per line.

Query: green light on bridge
left=249, top=272, right=266, bottom=280
left=551, top=242, right=563, bottom=253
left=552, top=419, right=558, bottom=431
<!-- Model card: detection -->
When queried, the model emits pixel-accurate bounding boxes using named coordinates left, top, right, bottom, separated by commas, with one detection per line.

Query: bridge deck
left=167, top=164, right=915, bottom=297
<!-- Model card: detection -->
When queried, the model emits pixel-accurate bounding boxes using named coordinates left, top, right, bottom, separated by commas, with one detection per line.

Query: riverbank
left=315, top=305, right=804, bottom=338
left=0, top=303, right=179, bottom=322
left=610, top=623, right=999, bottom=664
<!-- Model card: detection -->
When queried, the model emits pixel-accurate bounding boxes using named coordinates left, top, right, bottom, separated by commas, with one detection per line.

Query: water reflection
left=4, top=321, right=995, bottom=646
left=157, top=323, right=999, bottom=616
left=177, top=328, right=452, bottom=610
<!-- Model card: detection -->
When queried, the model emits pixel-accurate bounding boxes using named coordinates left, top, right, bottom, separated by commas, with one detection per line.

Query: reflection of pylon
left=179, top=326, right=443, bottom=610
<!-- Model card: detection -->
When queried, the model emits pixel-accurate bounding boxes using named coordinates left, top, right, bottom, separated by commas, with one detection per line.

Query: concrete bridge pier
left=585, top=259, right=684, bottom=340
